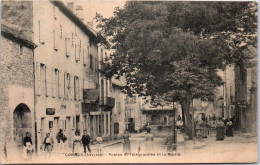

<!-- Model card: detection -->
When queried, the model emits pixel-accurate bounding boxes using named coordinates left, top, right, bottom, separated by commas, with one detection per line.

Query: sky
left=62, top=0, right=126, bottom=29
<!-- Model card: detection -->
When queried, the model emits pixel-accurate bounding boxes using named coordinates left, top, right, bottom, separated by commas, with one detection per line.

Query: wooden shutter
left=46, top=66, right=51, bottom=97
left=64, top=72, right=67, bottom=99
left=65, top=38, right=70, bottom=57
left=79, top=77, right=83, bottom=101
left=52, top=68, right=56, bottom=98
left=75, top=45, right=80, bottom=62
left=58, top=71, right=64, bottom=98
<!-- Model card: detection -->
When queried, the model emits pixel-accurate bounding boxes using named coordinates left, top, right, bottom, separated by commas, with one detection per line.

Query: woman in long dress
left=73, top=131, right=81, bottom=154
left=145, top=127, right=154, bottom=153
left=123, top=130, right=131, bottom=153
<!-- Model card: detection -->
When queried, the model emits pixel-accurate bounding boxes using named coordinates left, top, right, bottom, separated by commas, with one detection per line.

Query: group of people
left=193, top=113, right=236, bottom=139
left=40, top=129, right=92, bottom=158
left=123, top=128, right=155, bottom=154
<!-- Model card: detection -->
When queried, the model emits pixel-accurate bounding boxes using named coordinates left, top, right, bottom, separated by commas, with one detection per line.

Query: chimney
left=87, top=21, right=94, bottom=29
left=67, top=2, right=74, bottom=12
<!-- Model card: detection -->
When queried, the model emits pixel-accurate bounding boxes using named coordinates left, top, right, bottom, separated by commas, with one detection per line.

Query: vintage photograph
left=0, top=0, right=258, bottom=164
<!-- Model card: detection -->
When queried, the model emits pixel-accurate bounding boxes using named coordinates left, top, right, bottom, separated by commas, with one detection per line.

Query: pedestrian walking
left=73, top=130, right=81, bottom=154
left=23, top=132, right=33, bottom=160
left=144, top=127, right=154, bottom=153
left=96, top=134, right=103, bottom=154
left=226, top=118, right=233, bottom=137
left=216, top=118, right=225, bottom=141
left=82, top=130, right=91, bottom=153
left=123, top=129, right=131, bottom=153
left=56, top=129, right=67, bottom=153
left=41, top=133, right=54, bottom=158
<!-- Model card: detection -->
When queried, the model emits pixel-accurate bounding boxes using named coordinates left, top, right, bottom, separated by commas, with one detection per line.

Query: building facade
left=33, top=1, right=100, bottom=150
left=125, top=95, right=146, bottom=132
left=0, top=24, right=37, bottom=161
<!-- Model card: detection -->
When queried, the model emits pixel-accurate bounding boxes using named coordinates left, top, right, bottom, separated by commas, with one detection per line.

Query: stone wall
left=0, top=36, right=34, bottom=161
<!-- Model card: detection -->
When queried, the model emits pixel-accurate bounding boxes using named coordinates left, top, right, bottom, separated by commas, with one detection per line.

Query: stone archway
left=13, top=103, right=32, bottom=150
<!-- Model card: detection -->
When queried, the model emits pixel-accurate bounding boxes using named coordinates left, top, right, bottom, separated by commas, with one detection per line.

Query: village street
left=16, top=130, right=257, bottom=164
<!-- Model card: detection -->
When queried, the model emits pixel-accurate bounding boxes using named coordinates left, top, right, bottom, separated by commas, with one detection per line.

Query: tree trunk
left=182, top=108, right=185, bottom=129
left=180, top=99, right=192, bottom=139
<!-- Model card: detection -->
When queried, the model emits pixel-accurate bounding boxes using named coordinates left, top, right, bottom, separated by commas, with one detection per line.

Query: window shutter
left=35, top=62, right=41, bottom=96
left=53, top=30, right=58, bottom=51
left=65, top=38, right=70, bottom=57
left=83, top=49, right=87, bottom=66
left=46, top=66, right=51, bottom=97
left=64, top=72, right=67, bottom=99
left=52, top=68, right=56, bottom=98
left=69, top=74, right=72, bottom=100
left=70, top=75, right=75, bottom=100
left=75, top=45, right=80, bottom=62
left=59, top=71, right=64, bottom=98
left=74, top=77, right=77, bottom=100
left=79, top=77, right=83, bottom=101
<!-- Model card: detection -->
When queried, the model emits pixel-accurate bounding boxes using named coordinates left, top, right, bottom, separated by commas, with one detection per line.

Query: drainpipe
left=33, top=49, right=38, bottom=155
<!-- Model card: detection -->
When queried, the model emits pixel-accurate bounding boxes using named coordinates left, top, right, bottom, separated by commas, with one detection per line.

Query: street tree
left=95, top=1, right=257, bottom=139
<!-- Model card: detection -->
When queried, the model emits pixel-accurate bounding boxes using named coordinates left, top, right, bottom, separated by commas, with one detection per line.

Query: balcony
left=82, top=103, right=98, bottom=114
left=83, top=88, right=99, bottom=103
left=101, top=96, right=115, bottom=107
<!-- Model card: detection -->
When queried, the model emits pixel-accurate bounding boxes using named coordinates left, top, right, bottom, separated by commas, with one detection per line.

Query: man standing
left=82, top=130, right=91, bottom=153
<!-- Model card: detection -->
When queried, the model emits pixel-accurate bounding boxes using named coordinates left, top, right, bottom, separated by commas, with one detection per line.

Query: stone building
left=110, top=77, right=126, bottom=138
left=125, top=95, right=146, bottom=132
left=0, top=24, right=37, bottom=161
left=1, top=0, right=100, bottom=152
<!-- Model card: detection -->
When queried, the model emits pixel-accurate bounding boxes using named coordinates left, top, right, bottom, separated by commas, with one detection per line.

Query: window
left=65, top=73, right=71, bottom=100
left=60, top=24, right=62, bottom=39
left=38, top=20, right=44, bottom=44
left=58, top=70, right=64, bottom=98
left=46, top=66, right=51, bottom=97
left=40, top=64, right=46, bottom=95
left=53, top=6, right=57, bottom=20
left=90, top=55, right=93, bottom=70
left=19, top=45, right=23, bottom=55
left=65, top=38, right=70, bottom=57
left=83, top=49, right=87, bottom=65
left=95, top=57, right=98, bottom=71
left=101, top=48, right=103, bottom=62
left=74, top=76, right=79, bottom=100
left=75, top=25, right=77, bottom=36
left=53, top=69, right=59, bottom=98
left=53, top=30, right=58, bottom=51
left=75, top=45, right=80, bottom=62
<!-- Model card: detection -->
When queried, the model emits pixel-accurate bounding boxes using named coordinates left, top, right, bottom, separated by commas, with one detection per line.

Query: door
left=13, top=104, right=32, bottom=151
left=66, top=117, right=72, bottom=148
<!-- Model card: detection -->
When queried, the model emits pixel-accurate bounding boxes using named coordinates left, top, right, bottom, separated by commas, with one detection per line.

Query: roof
left=1, top=24, right=37, bottom=49
left=51, top=1, right=98, bottom=42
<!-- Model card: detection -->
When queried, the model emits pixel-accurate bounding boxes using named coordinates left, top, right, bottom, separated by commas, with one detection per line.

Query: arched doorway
left=13, top=103, right=32, bottom=150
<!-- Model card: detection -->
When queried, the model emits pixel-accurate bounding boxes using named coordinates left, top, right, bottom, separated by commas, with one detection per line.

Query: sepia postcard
left=0, top=0, right=258, bottom=164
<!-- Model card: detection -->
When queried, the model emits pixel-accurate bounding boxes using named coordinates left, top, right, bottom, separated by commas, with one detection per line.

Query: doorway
left=13, top=103, right=32, bottom=150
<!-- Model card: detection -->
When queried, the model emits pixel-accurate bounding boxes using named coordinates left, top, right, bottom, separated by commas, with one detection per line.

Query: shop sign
left=46, top=108, right=55, bottom=115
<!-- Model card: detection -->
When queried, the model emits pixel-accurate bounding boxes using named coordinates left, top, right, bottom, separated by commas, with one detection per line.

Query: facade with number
left=33, top=1, right=99, bottom=150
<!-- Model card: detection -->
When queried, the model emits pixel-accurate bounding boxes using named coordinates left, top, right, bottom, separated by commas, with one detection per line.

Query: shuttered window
left=53, top=30, right=59, bottom=51
left=75, top=45, right=80, bottom=62
left=65, top=38, right=70, bottom=57
left=40, top=64, right=46, bottom=96
left=58, top=71, right=64, bottom=98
